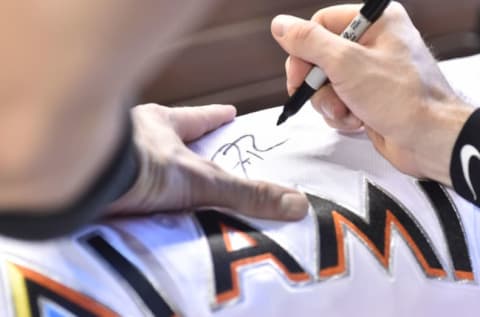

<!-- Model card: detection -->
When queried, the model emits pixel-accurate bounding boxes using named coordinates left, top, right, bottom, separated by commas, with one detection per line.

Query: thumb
left=271, top=14, right=358, bottom=75
left=193, top=161, right=309, bottom=221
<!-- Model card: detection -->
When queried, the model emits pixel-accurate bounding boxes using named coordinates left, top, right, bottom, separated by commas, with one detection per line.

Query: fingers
left=311, top=3, right=411, bottom=43
left=192, top=160, right=309, bottom=221
left=169, top=105, right=237, bottom=142
left=311, top=84, right=347, bottom=119
left=283, top=5, right=360, bottom=96
left=110, top=142, right=309, bottom=221
left=311, top=4, right=362, bottom=35
left=285, top=56, right=312, bottom=96
left=271, top=14, right=362, bottom=75
left=311, top=84, right=363, bottom=131
left=285, top=55, right=363, bottom=131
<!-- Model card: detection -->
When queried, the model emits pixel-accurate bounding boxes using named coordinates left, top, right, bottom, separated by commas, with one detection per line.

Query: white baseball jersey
left=1, top=54, right=480, bottom=317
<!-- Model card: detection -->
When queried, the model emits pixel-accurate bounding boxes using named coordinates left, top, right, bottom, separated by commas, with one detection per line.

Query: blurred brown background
left=140, top=0, right=480, bottom=114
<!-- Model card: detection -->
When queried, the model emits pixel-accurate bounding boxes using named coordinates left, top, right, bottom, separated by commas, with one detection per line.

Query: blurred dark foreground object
left=141, top=0, right=480, bottom=114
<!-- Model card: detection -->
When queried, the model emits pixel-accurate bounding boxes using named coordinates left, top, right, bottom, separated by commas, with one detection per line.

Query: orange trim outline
left=220, top=223, right=258, bottom=252
left=216, top=253, right=310, bottom=304
left=455, top=270, right=475, bottom=281
left=217, top=222, right=310, bottom=304
left=319, top=210, right=447, bottom=279
left=14, top=263, right=118, bottom=317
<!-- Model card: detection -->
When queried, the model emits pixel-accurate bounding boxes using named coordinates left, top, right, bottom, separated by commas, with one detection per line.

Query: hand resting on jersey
left=107, top=104, right=309, bottom=221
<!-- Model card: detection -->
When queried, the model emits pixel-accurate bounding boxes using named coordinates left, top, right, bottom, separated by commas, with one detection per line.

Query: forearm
left=413, top=98, right=475, bottom=187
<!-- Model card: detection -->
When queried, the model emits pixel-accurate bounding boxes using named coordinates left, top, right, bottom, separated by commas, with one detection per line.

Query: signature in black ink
left=211, top=134, right=288, bottom=178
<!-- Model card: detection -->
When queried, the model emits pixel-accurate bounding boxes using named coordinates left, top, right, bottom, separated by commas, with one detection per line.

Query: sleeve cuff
left=0, top=113, right=139, bottom=240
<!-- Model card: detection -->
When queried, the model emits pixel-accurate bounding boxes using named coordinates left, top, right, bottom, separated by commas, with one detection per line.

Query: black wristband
left=450, top=108, right=480, bottom=206
left=0, top=115, right=139, bottom=240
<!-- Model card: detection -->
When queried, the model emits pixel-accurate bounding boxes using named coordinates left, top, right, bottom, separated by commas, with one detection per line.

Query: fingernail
left=280, top=193, right=309, bottom=220
left=323, top=104, right=335, bottom=120
left=272, top=15, right=297, bottom=37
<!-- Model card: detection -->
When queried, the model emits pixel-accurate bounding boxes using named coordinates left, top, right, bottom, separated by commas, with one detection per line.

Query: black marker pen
left=277, top=0, right=391, bottom=126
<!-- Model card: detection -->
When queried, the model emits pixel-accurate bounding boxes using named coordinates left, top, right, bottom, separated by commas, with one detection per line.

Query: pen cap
left=361, top=0, right=391, bottom=22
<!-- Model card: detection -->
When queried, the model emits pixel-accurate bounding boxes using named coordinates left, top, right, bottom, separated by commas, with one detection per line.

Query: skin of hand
left=108, top=104, right=309, bottom=221
left=271, top=2, right=474, bottom=186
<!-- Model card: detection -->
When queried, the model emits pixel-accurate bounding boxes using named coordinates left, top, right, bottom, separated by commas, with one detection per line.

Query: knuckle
left=386, top=2, right=408, bottom=21
left=339, top=42, right=359, bottom=59
left=288, top=21, right=318, bottom=43
left=328, top=42, right=366, bottom=74
left=311, top=10, right=322, bottom=23
left=326, top=44, right=352, bottom=70
left=133, top=103, right=170, bottom=123
left=252, top=181, right=274, bottom=208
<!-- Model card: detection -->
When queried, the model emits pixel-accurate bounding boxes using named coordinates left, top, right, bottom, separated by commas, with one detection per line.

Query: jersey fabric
left=1, top=54, right=480, bottom=317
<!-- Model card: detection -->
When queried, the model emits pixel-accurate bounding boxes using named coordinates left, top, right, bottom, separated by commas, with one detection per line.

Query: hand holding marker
left=277, top=0, right=392, bottom=126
